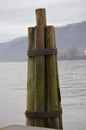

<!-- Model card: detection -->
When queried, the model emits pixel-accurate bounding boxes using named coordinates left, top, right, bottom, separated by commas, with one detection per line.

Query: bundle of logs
left=25, top=8, right=63, bottom=129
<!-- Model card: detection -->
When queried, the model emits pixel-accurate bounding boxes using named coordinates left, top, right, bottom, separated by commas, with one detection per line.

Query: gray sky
left=0, top=0, right=86, bottom=43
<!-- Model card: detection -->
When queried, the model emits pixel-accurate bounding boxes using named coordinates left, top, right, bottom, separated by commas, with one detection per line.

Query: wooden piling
left=36, top=8, right=46, bottom=26
left=26, top=27, right=35, bottom=126
left=35, top=26, right=45, bottom=127
left=45, top=26, right=60, bottom=129
left=26, top=8, right=63, bottom=129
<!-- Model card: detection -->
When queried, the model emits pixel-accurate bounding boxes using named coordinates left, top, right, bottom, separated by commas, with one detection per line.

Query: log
left=45, top=26, right=60, bottom=129
left=35, top=26, right=45, bottom=127
left=26, top=27, right=35, bottom=126
left=36, top=8, right=46, bottom=26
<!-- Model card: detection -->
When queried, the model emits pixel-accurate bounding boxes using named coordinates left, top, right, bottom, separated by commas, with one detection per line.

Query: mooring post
left=36, top=8, right=46, bottom=26
left=45, top=26, right=59, bottom=128
left=35, top=26, right=45, bottom=126
left=26, top=8, right=63, bottom=129
left=26, top=27, right=35, bottom=126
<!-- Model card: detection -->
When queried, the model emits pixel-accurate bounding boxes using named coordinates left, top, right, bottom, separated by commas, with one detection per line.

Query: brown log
left=26, top=27, right=35, bottom=126
left=45, top=26, right=60, bottom=129
left=36, top=8, right=46, bottom=26
left=35, top=26, right=45, bottom=127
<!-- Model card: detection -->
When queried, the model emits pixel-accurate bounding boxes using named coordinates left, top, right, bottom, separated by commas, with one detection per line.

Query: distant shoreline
left=0, top=59, right=86, bottom=62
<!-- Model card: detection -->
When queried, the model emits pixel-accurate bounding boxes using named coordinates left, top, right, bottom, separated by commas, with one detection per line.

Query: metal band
left=25, top=109, right=62, bottom=119
left=27, top=48, right=57, bottom=57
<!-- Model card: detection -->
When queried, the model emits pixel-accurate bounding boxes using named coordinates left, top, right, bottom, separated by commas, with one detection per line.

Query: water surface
left=0, top=61, right=86, bottom=130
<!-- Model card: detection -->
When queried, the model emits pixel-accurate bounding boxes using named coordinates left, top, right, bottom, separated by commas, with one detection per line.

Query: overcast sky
left=0, top=0, right=86, bottom=43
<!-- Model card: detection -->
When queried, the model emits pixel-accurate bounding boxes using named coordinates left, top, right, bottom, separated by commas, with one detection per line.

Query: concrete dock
left=0, top=125, right=60, bottom=130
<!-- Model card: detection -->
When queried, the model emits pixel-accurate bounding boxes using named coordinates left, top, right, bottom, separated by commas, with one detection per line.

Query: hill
left=0, top=37, right=28, bottom=61
left=0, top=21, right=86, bottom=61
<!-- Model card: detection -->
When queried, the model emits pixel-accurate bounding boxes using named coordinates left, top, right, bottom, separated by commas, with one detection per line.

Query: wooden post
left=36, top=8, right=48, bottom=127
left=35, top=26, right=45, bottom=127
left=45, top=26, right=61, bottom=129
left=26, top=8, right=63, bottom=129
left=36, top=8, right=46, bottom=26
left=26, top=27, right=35, bottom=126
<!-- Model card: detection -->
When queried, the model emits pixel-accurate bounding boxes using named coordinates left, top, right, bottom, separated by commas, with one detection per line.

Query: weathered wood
left=36, top=8, right=46, bottom=26
left=45, top=26, right=60, bottom=129
left=35, top=26, right=45, bottom=126
left=26, top=8, right=63, bottom=129
left=26, top=27, right=35, bottom=126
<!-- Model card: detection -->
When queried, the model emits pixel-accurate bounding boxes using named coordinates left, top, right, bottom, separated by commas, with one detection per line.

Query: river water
left=0, top=61, right=86, bottom=130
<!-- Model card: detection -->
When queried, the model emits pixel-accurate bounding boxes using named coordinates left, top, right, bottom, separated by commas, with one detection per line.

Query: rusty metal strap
left=25, top=109, right=62, bottom=119
left=27, top=48, right=57, bottom=57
